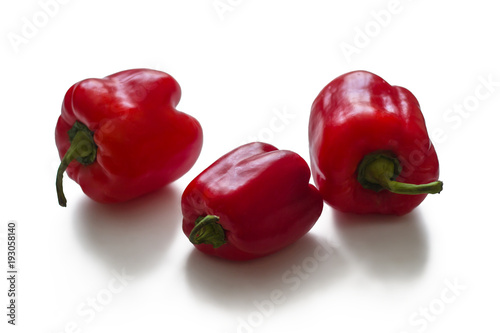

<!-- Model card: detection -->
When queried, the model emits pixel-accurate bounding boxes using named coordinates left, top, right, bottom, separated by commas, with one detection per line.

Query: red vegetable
left=55, top=69, right=203, bottom=206
left=309, top=70, right=443, bottom=215
left=182, top=142, right=323, bottom=261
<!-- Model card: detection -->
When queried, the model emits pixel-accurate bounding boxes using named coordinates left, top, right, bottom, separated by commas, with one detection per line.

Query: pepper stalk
left=56, top=121, right=97, bottom=207
left=357, top=152, right=443, bottom=195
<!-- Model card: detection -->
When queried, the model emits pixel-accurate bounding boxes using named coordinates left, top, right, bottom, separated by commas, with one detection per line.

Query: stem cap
left=188, top=215, right=226, bottom=248
left=357, top=151, right=443, bottom=195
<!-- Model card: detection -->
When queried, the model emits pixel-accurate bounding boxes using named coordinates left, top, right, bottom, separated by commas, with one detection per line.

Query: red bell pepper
left=181, top=142, right=323, bottom=261
left=55, top=69, right=203, bottom=206
left=309, top=70, right=443, bottom=215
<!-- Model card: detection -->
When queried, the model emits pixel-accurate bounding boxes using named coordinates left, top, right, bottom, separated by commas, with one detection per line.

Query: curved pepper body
left=55, top=69, right=203, bottom=204
left=182, top=142, right=324, bottom=261
left=309, top=71, right=440, bottom=215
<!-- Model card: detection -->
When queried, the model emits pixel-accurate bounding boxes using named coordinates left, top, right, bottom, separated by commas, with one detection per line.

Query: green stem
left=188, top=215, right=226, bottom=248
left=382, top=179, right=443, bottom=195
left=56, top=121, right=97, bottom=207
left=357, top=152, right=443, bottom=195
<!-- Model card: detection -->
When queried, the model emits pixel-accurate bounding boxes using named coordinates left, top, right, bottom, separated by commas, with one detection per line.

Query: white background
left=1, top=0, right=500, bottom=332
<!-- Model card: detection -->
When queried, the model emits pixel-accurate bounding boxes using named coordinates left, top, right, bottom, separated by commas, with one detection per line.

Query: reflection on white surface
left=72, top=185, right=182, bottom=275
left=334, top=209, right=428, bottom=280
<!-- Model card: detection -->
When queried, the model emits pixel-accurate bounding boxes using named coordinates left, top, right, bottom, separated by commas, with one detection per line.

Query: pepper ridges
left=55, top=68, right=203, bottom=206
left=181, top=142, right=324, bottom=261
left=309, top=70, right=443, bottom=215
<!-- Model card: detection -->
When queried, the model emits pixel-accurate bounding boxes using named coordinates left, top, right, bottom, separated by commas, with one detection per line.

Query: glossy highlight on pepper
left=55, top=68, right=203, bottom=206
left=182, top=142, right=324, bottom=261
left=309, top=70, right=443, bottom=215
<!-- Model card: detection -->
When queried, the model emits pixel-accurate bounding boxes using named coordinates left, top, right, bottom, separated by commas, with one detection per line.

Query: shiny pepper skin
left=182, top=142, right=324, bottom=261
left=55, top=68, right=203, bottom=206
left=309, top=70, right=443, bottom=215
